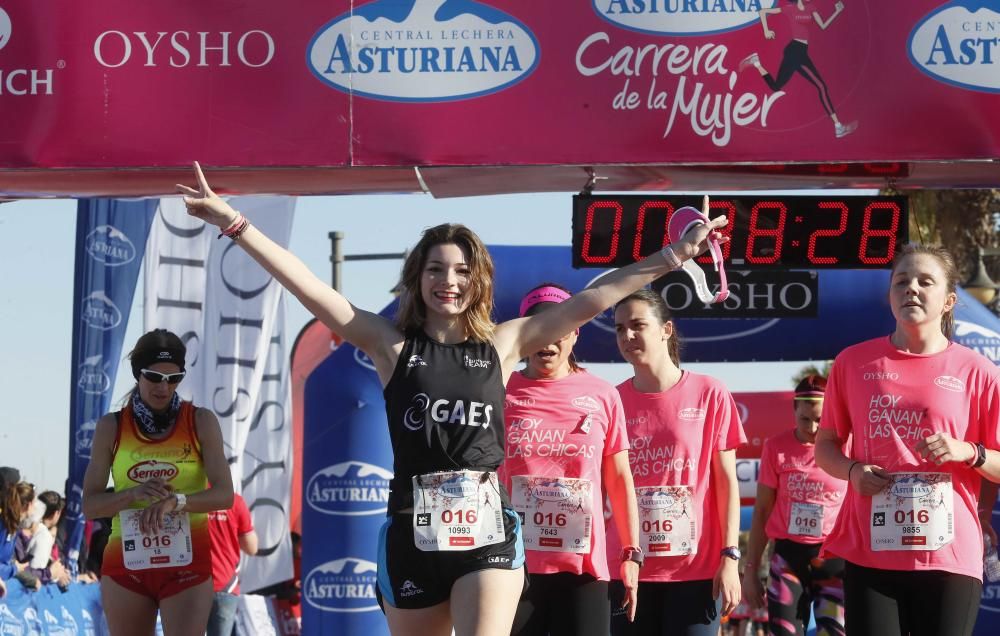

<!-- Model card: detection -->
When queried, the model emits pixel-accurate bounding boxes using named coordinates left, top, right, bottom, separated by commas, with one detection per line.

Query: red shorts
left=107, top=568, right=210, bottom=601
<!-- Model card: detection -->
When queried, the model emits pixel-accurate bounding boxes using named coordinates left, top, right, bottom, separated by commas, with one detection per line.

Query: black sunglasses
left=139, top=368, right=186, bottom=385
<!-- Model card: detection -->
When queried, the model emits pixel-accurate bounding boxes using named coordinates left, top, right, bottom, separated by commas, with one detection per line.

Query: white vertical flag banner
left=144, top=196, right=296, bottom=592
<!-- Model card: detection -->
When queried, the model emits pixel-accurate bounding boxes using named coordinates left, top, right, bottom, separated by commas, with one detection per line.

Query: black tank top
left=383, top=330, right=506, bottom=512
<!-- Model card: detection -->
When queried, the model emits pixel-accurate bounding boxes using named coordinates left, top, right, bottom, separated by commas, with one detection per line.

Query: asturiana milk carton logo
left=593, top=0, right=777, bottom=36
left=308, top=0, right=540, bottom=102
left=305, top=558, right=380, bottom=613
left=85, top=225, right=137, bottom=266
left=909, top=1, right=1000, bottom=93
left=78, top=354, right=111, bottom=395
left=75, top=420, right=98, bottom=459
left=307, top=461, right=392, bottom=516
left=81, top=291, right=123, bottom=331
left=0, top=7, right=11, bottom=51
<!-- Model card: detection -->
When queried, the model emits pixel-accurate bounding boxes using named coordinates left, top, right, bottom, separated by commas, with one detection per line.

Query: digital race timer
left=572, top=195, right=908, bottom=269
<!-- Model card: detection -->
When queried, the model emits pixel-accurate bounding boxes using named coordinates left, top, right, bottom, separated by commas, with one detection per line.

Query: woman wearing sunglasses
left=82, top=329, right=233, bottom=636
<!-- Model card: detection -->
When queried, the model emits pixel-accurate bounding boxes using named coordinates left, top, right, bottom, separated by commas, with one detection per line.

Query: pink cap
left=519, top=286, right=572, bottom=317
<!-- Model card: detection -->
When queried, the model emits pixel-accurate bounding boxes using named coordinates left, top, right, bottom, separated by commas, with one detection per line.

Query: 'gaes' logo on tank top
left=402, top=392, right=493, bottom=431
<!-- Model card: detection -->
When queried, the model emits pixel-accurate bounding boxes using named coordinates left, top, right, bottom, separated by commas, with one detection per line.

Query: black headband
left=131, top=348, right=185, bottom=380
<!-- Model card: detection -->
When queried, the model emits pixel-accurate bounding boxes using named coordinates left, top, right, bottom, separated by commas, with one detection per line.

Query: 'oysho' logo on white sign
left=308, top=0, right=539, bottom=102
left=908, top=1, right=1000, bottom=93
left=593, top=0, right=777, bottom=37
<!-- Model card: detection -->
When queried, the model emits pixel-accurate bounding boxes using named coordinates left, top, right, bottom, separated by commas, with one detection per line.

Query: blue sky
left=0, top=191, right=809, bottom=492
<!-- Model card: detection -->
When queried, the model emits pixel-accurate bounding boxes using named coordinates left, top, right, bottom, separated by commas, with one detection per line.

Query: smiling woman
left=177, top=162, right=726, bottom=636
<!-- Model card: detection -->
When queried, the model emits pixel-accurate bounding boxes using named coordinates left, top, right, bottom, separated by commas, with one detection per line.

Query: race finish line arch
left=0, top=1, right=997, bottom=196
left=3, top=1, right=1000, bottom=635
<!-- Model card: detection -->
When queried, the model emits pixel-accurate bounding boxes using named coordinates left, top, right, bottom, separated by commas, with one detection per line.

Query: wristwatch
left=969, top=442, right=987, bottom=469
left=621, top=545, right=644, bottom=567
left=173, top=493, right=187, bottom=512
left=720, top=546, right=741, bottom=561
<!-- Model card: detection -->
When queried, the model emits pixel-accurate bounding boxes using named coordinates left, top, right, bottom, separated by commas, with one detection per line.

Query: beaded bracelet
left=218, top=214, right=250, bottom=240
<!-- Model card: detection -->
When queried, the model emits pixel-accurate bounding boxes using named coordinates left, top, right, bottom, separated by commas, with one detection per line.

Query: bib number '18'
left=120, top=509, right=193, bottom=570
left=512, top=476, right=592, bottom=554
left=412, top=470, right=505, bottom=552
left=870, top=472, right=953, bottom=551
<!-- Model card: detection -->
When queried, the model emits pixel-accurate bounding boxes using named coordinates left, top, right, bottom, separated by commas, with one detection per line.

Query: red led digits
left=696, top=200, right=736, bottom=264
left=858, top=202, right=901, bottom=265
left=580, top=201, right=623, bottom=264
left=746, top=201, right=787, bottom=264
left=633, top=201, right=674, bottom=262
left=807, top=201, right=848, bottom=265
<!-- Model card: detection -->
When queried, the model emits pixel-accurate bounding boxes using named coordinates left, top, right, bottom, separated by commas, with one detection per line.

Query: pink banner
left=1, top=0, right=999, bottom=172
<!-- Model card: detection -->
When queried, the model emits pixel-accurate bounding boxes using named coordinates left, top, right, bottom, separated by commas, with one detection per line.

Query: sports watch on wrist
left=621, top=546, right=644, bottom=567
left=173, top=493, right=187, bottom=512
left=720, top=546, right=741, bottom=561
left=969, top=442, right=987, bottom=469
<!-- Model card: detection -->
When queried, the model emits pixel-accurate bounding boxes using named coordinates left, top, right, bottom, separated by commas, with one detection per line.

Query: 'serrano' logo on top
left=307, top=0, right=539, bottom=102
left=85, top=225, right=137, bottom=266
left=593, top=0, right=776, bottom=36
left=908, top=1, right=1000, bottom=93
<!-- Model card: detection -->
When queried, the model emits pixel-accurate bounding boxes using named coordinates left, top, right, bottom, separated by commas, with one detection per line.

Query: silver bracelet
left=660, top=245, right=682, bottom=270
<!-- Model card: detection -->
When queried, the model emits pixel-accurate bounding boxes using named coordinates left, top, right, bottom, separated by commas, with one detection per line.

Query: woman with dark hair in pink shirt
left=815, top=244, right=1000, bottom=636
left=742, top=375, right=847, bottom=636
left=609, top=289, right=746, bottom=636
left=502, top=283, right=640, bottom=636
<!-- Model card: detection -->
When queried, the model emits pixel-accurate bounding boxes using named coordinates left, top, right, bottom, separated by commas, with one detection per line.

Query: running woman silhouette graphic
left=740, top=0, right=857, bottom=139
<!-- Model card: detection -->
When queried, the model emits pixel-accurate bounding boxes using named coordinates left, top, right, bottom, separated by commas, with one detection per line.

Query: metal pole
left=329, top=231, right=344, bottom=291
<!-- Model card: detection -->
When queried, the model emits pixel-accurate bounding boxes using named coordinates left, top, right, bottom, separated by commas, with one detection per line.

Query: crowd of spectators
left=0, top=465, right=103, bottom=600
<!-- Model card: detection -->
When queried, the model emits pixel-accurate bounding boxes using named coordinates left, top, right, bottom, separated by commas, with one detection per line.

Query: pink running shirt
left=782, top=3, right=814, bottom=41
left=500, top=370, right=629, bottom=580
left=821, top=337, right=1000, bottom=579
left=759, top=429, right=847, bottom=544
left=608, top=371, right=746, bottom=583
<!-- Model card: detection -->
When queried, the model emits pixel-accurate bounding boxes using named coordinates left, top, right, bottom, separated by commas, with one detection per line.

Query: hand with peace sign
left=176, top=161, right=240, bottom=229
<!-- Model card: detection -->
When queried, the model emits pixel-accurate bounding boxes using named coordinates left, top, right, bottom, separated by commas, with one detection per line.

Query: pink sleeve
left=821, top=357, right=853, bottom=441
left=758, top=439, right=778, bottom=489
left=235, top=495, right=254, bottom=535
left=604, top=392, right=629, bottom=456
left=976, top=371, right=1000, bottom=452
left=715, top=387, right=747, bottom=451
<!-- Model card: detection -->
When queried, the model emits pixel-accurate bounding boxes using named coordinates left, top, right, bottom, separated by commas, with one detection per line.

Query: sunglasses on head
left=139, top=368, right=186, bottom=385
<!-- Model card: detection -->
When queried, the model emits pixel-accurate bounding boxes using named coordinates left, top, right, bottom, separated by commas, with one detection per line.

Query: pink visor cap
left=519, top=286, right=572, bottom=317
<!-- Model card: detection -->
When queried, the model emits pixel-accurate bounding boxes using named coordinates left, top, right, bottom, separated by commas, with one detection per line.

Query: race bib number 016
left=635, top=486, right=697, bottom=556
left=412, top=470, right=505, bottom=552
left=871, top=472, right=953, bottom=552
left=788, top=502, right=823, bottom=539
left=511, top=476, right=592, bottom=554
left=120, top=509, right=193, bottom=570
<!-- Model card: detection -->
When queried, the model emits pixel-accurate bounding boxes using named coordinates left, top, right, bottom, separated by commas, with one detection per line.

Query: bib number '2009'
left=635, top=485, right=697, bottom=556
left=413, top=470, right=505, bottom=552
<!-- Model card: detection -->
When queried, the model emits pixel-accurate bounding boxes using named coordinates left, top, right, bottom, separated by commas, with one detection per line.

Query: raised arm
left=493, top=195, right=727, bottom=369
left=177, top=162, right=404, bottom=383
left=759, top=7, right=782, bottom=39
left=814, top=1, right=844, bottom=30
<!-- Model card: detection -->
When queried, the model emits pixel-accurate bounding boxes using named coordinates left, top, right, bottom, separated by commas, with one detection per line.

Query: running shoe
left=835, top=120, right=858, bottom=138
left=738, top=52, right=759, bottom=73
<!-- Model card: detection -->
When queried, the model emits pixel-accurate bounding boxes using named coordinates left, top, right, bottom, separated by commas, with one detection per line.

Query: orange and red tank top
left=101, top=401, right=212, bottom=577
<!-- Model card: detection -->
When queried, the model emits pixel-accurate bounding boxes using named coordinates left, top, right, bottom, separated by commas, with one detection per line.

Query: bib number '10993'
left=412, top=470, right=505, bottom=552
